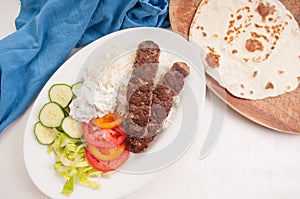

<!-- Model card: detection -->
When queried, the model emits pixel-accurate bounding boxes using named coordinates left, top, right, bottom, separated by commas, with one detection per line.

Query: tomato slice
left=91, top=113, right=123, bottom=129
left=85, top=147, right=130, bottom=172
left=87, top=143, right=126, bottom=161
left=82, top=121, right=127, bottom=148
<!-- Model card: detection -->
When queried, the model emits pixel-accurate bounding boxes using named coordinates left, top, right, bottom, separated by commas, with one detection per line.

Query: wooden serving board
left=169, top=0, right=300, bottom=134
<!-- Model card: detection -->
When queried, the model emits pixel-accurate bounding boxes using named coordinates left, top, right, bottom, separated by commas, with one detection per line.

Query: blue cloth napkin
left=0, top=0, right=170, bottom=132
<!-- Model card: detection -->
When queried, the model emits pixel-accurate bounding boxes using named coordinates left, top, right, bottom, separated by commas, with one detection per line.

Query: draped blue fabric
left=0, top=0, right=170, bottom=132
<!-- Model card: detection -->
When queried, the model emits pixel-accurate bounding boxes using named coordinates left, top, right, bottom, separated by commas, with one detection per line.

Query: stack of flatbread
left=170, top=0, right=300, bottom=134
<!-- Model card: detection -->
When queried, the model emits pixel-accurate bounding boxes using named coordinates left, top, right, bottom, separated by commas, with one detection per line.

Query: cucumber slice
left=71, top=82, right=83, bottom=97
left=61, top=117, right=83, bottom=138
left=49, top=84, right=73, bottom=108
left=39, top=102, right=65, bottom=128
left=34, top=122, right=58, bottom=145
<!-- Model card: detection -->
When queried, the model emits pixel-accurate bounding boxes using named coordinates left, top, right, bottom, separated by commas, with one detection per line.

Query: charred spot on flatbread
left=265, top=82, right=274, bottom=90
left=256, top=2, right=276, bottom=22
left=205, top=52, right=220, bottom=68
left=245, top=38, right=264, bottom=52
left=232, top=49, right=238, bottom=54
left=252, top=70, right=258, bottom=77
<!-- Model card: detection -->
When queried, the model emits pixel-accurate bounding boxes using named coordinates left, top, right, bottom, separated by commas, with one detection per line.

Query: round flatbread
left=189, top=0, right=300, bottom=99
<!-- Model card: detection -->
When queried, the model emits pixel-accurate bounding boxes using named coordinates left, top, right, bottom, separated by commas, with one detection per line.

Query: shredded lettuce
left=61, top=176, right=75, bottom=196
left=48, top=132, right=102, bottom=196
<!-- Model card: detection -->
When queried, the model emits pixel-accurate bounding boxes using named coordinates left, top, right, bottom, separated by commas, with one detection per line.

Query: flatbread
left=189, top=0, right=300, bottom=99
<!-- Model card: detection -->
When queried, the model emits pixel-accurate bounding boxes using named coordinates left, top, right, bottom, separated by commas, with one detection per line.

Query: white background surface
left=1, top=1, right=300, bottom=199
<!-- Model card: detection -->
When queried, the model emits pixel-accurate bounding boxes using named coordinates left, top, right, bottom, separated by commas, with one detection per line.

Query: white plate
left=23, top=27, right=206, bottom=199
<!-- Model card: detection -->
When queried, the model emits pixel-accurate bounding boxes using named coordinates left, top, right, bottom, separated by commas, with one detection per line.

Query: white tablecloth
left=1, top=1, right=300, bottom=199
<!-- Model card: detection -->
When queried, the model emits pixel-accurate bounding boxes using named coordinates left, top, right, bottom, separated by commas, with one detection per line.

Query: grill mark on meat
left=124, top=40, right=160, bottom=137
left=126, top=62, right=190, bottom=153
